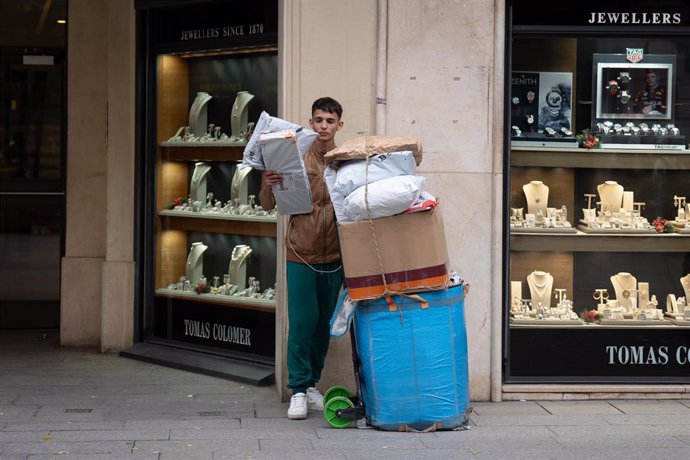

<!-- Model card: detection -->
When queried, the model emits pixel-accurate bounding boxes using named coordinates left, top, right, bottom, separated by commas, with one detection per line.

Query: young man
left=259, top=97, right=344, bottom=420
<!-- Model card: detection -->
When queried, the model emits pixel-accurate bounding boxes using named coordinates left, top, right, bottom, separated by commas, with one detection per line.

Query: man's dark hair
left=312, top=97, right=343, bottom=118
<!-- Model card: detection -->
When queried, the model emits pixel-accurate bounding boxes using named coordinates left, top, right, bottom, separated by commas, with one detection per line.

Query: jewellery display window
left=505, top=0, right=690, bottom=383
left=136, top=0, right=279, bottom=366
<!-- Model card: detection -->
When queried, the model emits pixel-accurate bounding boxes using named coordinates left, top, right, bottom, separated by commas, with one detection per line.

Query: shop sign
left=150, top=0, right=278, bottom=47
left=512, top=1, right=689, bottom=28
left=509, top=328, right=689, bottom=380
left=587, top=12, right=682, bottom=25
left=605, top=345, right=690, bottom=366
left=179, top=23, right=266, bottom=42
left=158, top=297, right=275, bottom=358
left=182, top=318, right=253, bottom=347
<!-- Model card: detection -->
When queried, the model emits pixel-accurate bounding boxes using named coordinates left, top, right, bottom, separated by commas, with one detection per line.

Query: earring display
left=510, top=180, right=575, bottom=234
left=669, top=195, right=690, bottom=233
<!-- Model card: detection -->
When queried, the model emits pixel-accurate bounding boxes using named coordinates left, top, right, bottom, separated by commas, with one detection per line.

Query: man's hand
left=262, top=170, right=283, bottom=188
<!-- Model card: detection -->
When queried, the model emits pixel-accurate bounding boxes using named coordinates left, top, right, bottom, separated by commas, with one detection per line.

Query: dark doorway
left=0, top=0, right=67, bottom=329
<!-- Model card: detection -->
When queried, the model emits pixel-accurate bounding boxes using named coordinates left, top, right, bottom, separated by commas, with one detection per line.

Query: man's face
left=646, top=72, right=659, bottom=88
left=309, top=109, right=342, bottom=143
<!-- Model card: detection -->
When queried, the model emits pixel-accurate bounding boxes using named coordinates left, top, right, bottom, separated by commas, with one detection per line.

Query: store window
left=134, top=0, right=279, bottom=376
left=505, top=0, right=690, bottom=382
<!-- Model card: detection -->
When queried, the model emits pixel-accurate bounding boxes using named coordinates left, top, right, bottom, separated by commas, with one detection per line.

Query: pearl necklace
left=528, top=272, right=552, bottom=300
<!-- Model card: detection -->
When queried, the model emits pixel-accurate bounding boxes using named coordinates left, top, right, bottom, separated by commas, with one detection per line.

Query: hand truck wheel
left=323, top=396, right=355, bottom=428
left=323, top=385, right=352, bottom=405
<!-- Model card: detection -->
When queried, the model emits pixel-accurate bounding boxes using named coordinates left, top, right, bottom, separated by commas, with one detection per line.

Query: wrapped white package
left=324, top=151, right=417, bottom=222
left=323, top=167, right=347, bottom=222
left=259, top=130, right=313, bottom=215
left=342, top=175, right=425, bottom=222
left=331, top=151, right=416, bottom=197
left=242, top=111, right=317, bottom=170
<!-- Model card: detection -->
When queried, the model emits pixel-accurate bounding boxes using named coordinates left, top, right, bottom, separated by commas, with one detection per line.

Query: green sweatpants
left=286, top=261, right=343, bottom=395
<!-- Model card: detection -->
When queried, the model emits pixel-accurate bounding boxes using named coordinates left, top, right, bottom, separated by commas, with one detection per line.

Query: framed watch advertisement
left=511, top=71, right=573, bottom=135
left=593, top=53, right=675, bottom=122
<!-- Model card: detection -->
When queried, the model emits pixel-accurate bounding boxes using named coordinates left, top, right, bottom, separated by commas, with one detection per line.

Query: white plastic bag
left=342, top=175, right=425, bottom=222
left=329, top=288, right=357, bottom=337
left=323, top=166, right=347, bottom=222
left=325, top=151, right=417, bottom=222
left=242, top=111, right=317, bottom=170
left=331, top=151, right=416, bottom=197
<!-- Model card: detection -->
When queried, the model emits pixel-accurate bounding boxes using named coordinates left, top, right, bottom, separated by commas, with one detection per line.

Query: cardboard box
left=337, top=206, right=449, bottom=301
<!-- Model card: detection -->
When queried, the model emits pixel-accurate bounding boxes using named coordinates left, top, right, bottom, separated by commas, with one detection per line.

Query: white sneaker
left=306, top=387, right=324, bottom=411
left=287, top=392, right=308, bottom=420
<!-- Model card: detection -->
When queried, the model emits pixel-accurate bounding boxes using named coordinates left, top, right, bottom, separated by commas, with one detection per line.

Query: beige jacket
left=259, top=141, right=341, bottom=264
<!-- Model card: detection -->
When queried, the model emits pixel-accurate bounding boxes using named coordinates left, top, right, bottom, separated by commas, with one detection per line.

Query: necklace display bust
left=190, top=162, right=212, bottom=204
left=610, top=272, right=637, bottom=311
left=228, top=244, right=252, bottom=290
left=189, top=92, right=213, bottom=137
left=681, top=274, right=690, bottom=300
left=522, top=180, right=549, bottom=216
left=230, top=162, right=252, bottom=205
left=597, top=181, right=624, bottom=214
left=186, top=242, right=208, bottom=284
left=526, top=270, right=553, bottom=309
left=230, top=91, right=254, bottom=140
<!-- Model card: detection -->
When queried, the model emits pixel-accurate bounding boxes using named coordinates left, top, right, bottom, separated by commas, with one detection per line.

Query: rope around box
left=362, top=138, right=428, bottom=313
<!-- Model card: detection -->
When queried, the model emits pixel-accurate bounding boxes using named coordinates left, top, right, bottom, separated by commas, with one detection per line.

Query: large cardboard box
left=337, top=206, right=449, bottom=301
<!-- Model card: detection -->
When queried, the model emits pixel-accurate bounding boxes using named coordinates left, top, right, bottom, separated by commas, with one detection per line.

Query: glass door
left=0, top=1, right=67, bottom=329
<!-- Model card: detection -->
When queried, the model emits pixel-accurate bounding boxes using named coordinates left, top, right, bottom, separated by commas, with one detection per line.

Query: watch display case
left=506, top=2, right=690, bottom=382
left=137, top=0, right=279, bottom=365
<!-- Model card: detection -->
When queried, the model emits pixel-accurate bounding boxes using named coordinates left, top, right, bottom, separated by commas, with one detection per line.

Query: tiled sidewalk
left=1, top=330, right=689, bottom=459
